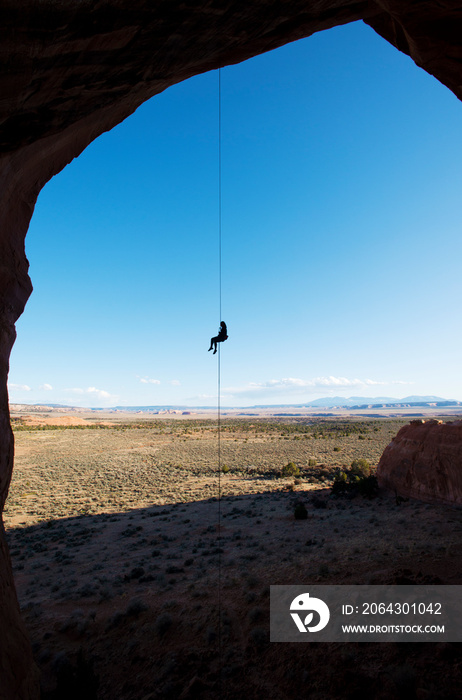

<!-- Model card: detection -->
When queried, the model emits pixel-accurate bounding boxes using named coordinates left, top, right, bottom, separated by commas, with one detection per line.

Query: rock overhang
left=1, top=2, right=462, bottom=698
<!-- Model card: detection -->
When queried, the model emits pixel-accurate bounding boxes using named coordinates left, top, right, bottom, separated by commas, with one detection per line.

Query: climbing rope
left=218, top=67, right=223, bottom=324
left=217, top=64, right=223, bottom=486
left=217, top=65, right=223, bottom=690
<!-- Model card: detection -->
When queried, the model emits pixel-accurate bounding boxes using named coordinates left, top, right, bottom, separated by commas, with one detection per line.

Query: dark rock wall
left=1, top=2, right=461, bottom=697
left=0, top=526, right=40, bottom=700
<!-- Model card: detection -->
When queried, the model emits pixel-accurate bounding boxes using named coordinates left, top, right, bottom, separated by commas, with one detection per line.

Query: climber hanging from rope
left=208, top=321, right=228, bottom=355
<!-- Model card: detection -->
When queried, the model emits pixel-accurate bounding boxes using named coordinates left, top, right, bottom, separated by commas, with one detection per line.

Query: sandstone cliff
left=377, top=420, right=462, bottom=505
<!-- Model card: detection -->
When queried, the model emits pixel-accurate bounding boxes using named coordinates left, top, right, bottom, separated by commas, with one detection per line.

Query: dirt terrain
left=4, top=414, right=462, bottom=699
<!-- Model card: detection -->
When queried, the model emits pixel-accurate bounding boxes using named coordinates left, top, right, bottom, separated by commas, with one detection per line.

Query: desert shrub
left=106, top=611, right=124, bottom=631
left=127, top=566, right=145, bottom=580
left=294, top=502, right=308, bottom=520
left=394, top=490, right=410, bottom=505
left=333, top=446, right=341, bottom=452
left=77, top=583, right=97, bottom=598
left=98, top=585, right=113, bottom=602
left=154, top=612, right=173, bottom=637
left=332, top=466, right=378, bottom=498
left=311, top=495, right=327, bottom=509
left=221, top=464, right=230, bottom=474
left=350, top=458, right=371, bottom=477
left=126, top=598, right=148, bottom=617
left=357, top=475, right=379, bottom=498
left=281, top=461, right=300, bottom=478
left=308, top=458, right=317, bottom=467
left=331, top=470, right=349, bottom=495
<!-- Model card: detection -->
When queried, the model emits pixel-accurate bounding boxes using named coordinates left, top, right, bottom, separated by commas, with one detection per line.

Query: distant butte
left=1, top=2, right=462, bottom=697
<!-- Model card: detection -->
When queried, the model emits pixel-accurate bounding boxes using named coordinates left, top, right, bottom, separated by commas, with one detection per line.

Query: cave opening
left=3, top=16, right=462, bottom=700
left=8, top=21, right=462, bottom=414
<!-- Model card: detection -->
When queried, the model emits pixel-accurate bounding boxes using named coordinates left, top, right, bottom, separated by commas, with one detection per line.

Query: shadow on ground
left=5, top=487, right=462, bottom=699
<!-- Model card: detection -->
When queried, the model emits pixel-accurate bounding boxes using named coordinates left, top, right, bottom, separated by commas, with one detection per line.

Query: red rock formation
left=1, top=2, right=462, bottom=697
left=377, top=420, right=462, bottom=505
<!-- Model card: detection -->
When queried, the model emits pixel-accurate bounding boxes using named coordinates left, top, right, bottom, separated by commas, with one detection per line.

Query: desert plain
left=3, top=407, right=462, bottom=699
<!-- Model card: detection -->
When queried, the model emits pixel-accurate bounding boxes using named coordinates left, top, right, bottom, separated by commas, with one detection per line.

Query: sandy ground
left=4, top=415, right=462, bottom=699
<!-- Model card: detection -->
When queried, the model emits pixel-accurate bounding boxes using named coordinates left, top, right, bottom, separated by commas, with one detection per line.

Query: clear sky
left=8, top=21, right=462, bottom=408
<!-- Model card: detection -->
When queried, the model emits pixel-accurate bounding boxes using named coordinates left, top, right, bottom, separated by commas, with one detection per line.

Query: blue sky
left=8, top=21, right=462, bottom=408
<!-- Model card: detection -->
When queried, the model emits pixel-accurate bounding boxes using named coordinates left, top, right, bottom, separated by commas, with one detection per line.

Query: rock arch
left=1, top=2, right=461, bottom=697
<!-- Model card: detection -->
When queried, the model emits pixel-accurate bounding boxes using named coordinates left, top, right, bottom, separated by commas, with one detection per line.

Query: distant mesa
left=10, top=403, right=90, bottom=413
left=251, top=396, right=460, bottom=410
left=300, top=395, right=453, bottom=408
left=9, top=396, right=462, bottom=413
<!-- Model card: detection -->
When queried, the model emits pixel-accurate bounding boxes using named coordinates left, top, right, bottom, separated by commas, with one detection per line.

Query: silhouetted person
left=208, top=321, right=228, bottom=354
